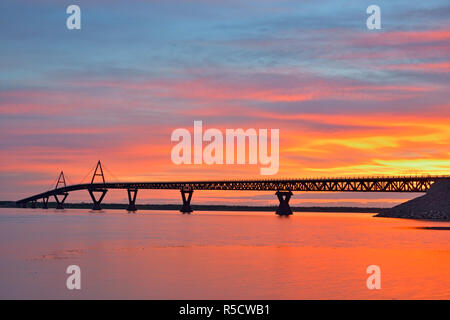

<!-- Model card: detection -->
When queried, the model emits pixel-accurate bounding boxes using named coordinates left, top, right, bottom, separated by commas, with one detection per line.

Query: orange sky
left=1, top=2, right=449, bottom=206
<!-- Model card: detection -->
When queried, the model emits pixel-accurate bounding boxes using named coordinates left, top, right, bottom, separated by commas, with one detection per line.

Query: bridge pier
left=180, top=189, right=193, bottom=214
left=275, top=191, right=293, bottom=216
left=31, top=200, right=37, bottom=209
left=88, top=188, right=108, bottom=211
left=127, top=188, right=138, bottom=212
left=42, top=196, right=49, bottom=209
left=54, top=193, right=68, bottom=210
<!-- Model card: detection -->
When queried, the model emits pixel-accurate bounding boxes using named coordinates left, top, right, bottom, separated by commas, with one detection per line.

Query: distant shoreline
left=0, top=201, right=383, bottom=213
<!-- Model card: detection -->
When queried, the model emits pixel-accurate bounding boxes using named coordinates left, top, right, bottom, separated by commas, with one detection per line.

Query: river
left=0, top=208, right=449, bottom=299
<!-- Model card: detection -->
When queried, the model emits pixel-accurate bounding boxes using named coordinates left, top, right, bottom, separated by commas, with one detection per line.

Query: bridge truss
left=16, top=161, right=448, bottom=215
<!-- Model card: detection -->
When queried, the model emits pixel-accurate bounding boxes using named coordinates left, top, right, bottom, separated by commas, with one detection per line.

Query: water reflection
left=0, top=208, right=449, bottom=299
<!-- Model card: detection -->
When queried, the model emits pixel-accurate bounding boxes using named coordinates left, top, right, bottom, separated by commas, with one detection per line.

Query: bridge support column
left=127, top=188, right=138, bottom=212
left=88, top=189, right=108, bottom=211
left=31, top=200, right=37, bottom=209
left=54, top=193, right=68, bottom=210
left=180, top=189, right=193, bottom=214
left=42, top=197, right=49, bottom=209
left=275, top=191, right=293, bottom=216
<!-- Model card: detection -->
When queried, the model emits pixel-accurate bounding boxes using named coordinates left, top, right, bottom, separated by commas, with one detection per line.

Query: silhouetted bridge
left=16, top=161, right=449, bottom=215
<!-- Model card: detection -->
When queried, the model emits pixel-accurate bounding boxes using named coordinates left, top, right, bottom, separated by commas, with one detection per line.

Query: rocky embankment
left=376, top=179, right=450, bottom=220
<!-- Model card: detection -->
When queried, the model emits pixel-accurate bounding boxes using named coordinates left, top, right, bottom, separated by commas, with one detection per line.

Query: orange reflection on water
left=0, top=209, right=449, bottom=299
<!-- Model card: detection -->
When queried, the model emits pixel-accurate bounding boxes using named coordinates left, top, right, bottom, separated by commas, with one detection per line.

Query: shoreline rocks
left=375, top=179, right=450, bottom=220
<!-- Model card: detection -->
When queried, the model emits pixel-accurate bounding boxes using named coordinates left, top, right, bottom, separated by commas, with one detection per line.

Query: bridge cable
left=47, top=174, right=60, bottom=191
left=79, top=163, right=97, bottom=185
left=65, top=174, right=75, bottom=187
left=102, top=163, right=121, bottom=182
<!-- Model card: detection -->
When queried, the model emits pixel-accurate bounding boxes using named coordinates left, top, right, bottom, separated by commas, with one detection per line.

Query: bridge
left=16, top=161, right=449, bottom=215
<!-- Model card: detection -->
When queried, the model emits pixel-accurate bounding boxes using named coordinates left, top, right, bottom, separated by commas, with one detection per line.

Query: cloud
left=1, top=0, right=449, bottom=205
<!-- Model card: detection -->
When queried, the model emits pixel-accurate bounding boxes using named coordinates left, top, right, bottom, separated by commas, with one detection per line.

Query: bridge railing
left=16, top=173, right=449, bottom=214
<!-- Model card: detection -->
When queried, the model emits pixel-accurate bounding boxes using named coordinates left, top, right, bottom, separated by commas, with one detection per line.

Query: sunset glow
left=1, top=0, right=449, bottom=206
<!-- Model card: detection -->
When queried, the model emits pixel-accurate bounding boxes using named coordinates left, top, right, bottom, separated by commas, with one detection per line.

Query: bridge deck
left=16, top=176, right=449, bottom=204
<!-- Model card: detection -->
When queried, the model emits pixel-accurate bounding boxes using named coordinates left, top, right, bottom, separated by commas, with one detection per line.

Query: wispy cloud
left=1, top=0, right=449, bottom=206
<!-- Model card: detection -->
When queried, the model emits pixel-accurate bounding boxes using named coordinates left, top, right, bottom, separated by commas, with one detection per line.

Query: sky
left=0, top=0, right=449, bottom=206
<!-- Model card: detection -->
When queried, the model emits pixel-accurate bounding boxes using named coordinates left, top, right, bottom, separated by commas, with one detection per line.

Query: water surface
left=0, top=208, right=449, bottom=299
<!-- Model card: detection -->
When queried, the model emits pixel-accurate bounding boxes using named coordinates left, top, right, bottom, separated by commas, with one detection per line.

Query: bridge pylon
left=54, top=193, right=68, bottom=209
left=275, top=191, right=293, bottom=216
left=91, top=160, right=105, bottom=184
left=180, top=188, right=194, bottom=214
left=127, top=188, right=138, bottom=212
left=42, top=196, right=49, bottom=209
left=55, top=171, right=67, bottom=189
left=88, top=188, right=108, bottom=211
left=54, top=171, right=68, bottom=209
left=88, top=161, right=107, bottom=210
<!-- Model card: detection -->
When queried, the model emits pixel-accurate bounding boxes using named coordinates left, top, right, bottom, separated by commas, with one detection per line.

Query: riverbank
left=0, top=201, right=382, bottom=213
left=376, top=179, right=450, bottom=221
